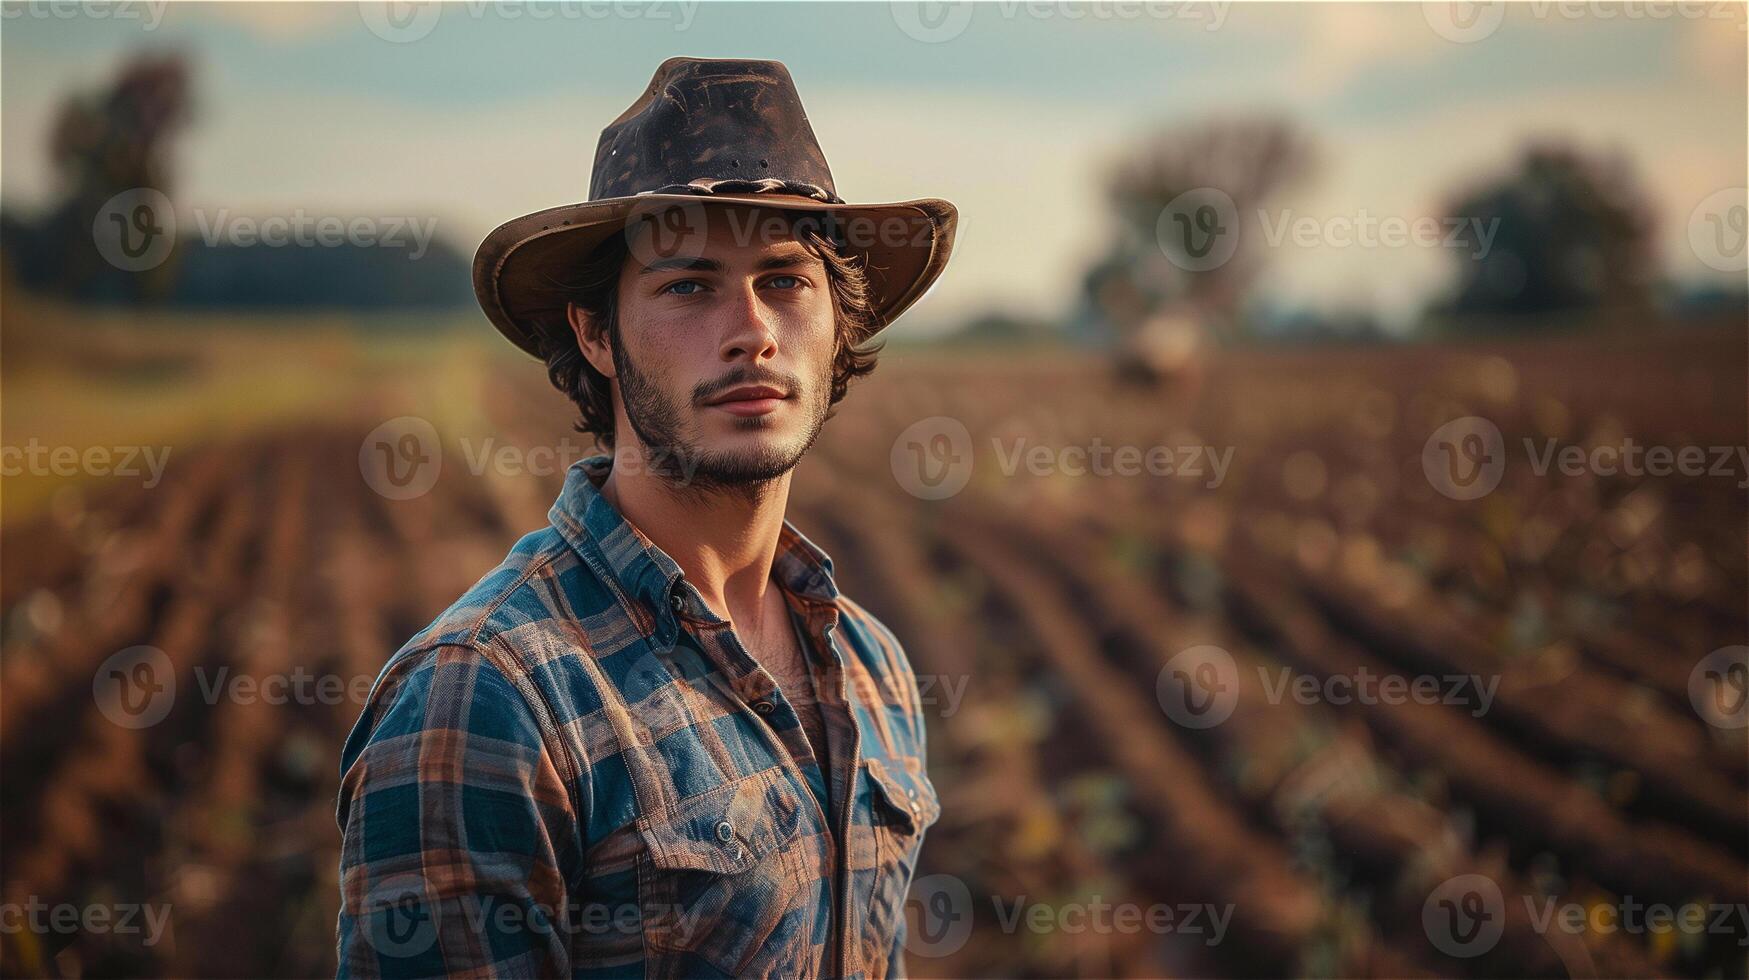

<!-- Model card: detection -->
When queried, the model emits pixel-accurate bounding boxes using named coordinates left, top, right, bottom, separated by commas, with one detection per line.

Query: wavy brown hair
left=525, top=210, right=883, bottom=452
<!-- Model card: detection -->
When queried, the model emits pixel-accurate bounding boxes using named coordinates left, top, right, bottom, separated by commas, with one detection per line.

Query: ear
left=567, top=302, right=617, bottom=379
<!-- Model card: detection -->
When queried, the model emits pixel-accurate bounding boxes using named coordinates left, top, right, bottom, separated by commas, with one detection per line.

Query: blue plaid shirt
left=336, top=455, right=940, bottom=978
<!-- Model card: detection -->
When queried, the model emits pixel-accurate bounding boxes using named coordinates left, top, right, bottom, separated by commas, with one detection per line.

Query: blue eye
left=663, top=280, right=702, bottom=296
left=769, top=275, right=802, bottom=290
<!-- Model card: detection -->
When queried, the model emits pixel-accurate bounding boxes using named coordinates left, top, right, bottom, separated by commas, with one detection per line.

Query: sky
left=2, top=1, right=1744, bottom=335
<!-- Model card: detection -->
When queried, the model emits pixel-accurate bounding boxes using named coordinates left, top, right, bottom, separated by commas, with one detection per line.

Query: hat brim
left=473, top=193, right=958, bottom=359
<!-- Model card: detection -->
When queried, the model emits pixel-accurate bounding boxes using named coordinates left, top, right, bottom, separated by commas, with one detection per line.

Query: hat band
left=635, top=177, right=845, bottom=205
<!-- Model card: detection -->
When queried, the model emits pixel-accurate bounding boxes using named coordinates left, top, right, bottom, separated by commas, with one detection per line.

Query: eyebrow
left=636, top=246, right=817, bottom=277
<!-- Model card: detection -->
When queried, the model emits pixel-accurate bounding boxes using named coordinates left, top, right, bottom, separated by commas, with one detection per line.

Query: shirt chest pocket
left=860, top=756, right=942, bottom=975
left=634, top=766, right=820, bottom=978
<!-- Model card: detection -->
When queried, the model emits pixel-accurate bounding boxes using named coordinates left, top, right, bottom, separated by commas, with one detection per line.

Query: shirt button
left=715, top=820, right=734, bottom=842
left=669, top=593, right=685, bottom=615
left=753, top=700, right=775, bottom=716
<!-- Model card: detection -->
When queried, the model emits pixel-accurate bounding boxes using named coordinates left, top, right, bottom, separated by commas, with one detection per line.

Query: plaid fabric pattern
left=336, top=455, right=940, bottom=978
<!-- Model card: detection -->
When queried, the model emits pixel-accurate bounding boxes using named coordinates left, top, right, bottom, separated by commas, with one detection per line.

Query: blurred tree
left=51, top=53, right=191, bottom=198
left=1, top=52, right=474, bottom=313
left=3, top=53, right=193, bottom=301
left=1433, top=142, right=1656, bottom=324
left=1072, top=115, right=1316, bottom=392
left=1098, top=115, right=1319, bottom=340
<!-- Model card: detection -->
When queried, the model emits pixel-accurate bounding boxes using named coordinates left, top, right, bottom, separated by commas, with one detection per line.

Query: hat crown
left=589, top=57, right=840, bottom=204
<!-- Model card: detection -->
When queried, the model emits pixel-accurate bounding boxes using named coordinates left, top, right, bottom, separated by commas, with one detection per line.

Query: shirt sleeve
left=336, top=644, right=576, bottom=977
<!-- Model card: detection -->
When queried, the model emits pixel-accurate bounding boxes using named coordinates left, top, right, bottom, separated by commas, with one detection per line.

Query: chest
left=537, top=603, right=940, bottom=978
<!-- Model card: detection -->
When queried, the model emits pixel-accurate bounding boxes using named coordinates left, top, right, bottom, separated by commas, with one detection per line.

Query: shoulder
left=833, top=593, right=912, bottom=679
left=832, top=592, right=933, bottom=763
left=339, top=643, right=542, bottom=771
left=832, top=593, right=929, bottom=724
left=369, top=524, right=634, bottom=713
left=335, top=640, right=579, bottom=840
left=339, top=525, right=618, bottom=793
left=397, top=526, right=606, bottom=650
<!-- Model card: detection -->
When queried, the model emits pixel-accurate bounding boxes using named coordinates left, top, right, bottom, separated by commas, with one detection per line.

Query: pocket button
left=715, top=819, right=734, bottom=842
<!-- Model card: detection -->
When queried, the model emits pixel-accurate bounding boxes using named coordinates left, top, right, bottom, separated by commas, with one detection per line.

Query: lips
left=706, top=384, right=790, bottom=418
left=707, top=385, right=788, bottom=405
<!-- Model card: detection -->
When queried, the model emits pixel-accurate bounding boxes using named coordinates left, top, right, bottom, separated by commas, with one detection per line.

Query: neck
left=599, top=447, right=793, bottom=630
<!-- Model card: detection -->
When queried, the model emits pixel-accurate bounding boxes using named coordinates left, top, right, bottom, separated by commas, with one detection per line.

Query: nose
left=716, top=281, right=780, bottom=363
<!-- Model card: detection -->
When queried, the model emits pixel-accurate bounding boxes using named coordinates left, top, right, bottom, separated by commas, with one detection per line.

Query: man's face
left=608, top=205, right=838, bottom=491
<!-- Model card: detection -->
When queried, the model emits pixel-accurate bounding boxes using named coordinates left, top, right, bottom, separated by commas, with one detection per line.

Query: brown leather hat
left=473, top=56, right=959, bottom=358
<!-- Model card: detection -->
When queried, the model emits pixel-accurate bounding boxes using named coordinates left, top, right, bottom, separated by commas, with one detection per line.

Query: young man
left=337, top=57, right=957, bottom=978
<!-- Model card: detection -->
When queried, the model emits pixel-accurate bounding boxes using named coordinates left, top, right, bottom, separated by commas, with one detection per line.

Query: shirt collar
left=548, top=455, right=841, bottom=620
